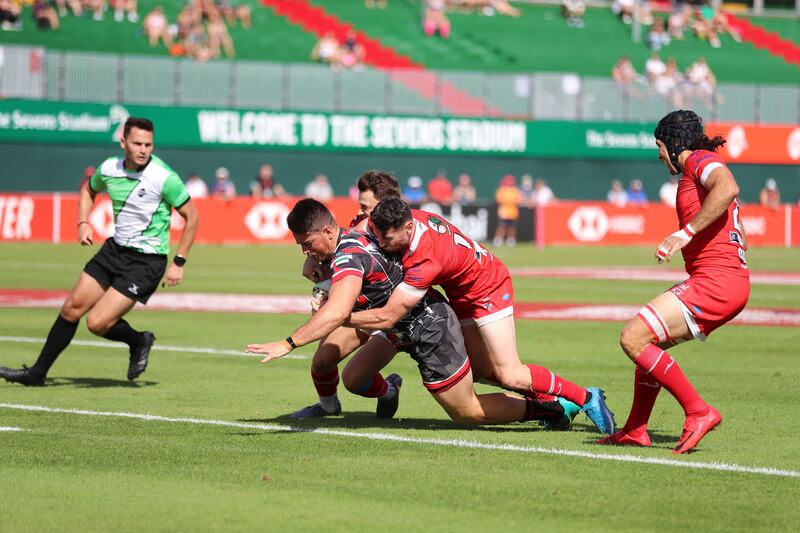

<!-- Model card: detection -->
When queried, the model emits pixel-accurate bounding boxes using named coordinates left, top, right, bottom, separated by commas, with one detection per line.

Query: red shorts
left=668, top=270, right=750, bottom=339
left=449, top=264, right=515, bottom=327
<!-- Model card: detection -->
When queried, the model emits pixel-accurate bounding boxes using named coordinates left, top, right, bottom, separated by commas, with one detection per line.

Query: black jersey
left=329, top=230, right=442, bottom=346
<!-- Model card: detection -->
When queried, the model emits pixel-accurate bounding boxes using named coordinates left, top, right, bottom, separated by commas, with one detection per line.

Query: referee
left=0, top=117, right=199, bottom=386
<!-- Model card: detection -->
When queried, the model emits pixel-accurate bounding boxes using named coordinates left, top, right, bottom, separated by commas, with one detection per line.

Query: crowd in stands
left=613, top=53, right=716, bottom=106
left=311, top=30, right=365, bottom=70
left=422, top=0, right=521, bottom=40
left=2, top=0, right=141, bottom=32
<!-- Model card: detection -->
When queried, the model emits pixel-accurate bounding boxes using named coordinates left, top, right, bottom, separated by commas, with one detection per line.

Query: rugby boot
left=672, top=406, right=722, bottom=454
left=376, top=373, right=402, bottom=419
left=290, top=399, right=342, bottom=418
left=127, top=331, right=155, bottom=381
left=542, top=398, right=582, bottom=431
left=581, top=387, right=616, bottom=434
left=596, top=428, right=652, bottom=447
left=0, top=365, right=45, bottom=387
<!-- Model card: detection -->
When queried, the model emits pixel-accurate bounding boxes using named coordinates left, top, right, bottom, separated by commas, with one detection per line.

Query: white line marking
left=0, top=336, right=308, bottom=360
left=1, top=403, right=797, bottom=479
left=0, top=426, right=23, bottom=432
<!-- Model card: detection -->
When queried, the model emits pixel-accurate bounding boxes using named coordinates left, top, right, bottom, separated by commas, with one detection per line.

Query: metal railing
left=2, top=45, right=798, bottom=124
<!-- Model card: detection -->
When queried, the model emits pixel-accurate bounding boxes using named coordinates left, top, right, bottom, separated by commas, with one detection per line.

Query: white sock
left=319, top=394, right=338, bottom=412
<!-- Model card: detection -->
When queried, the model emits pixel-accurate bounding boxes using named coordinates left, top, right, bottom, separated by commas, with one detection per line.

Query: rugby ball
left=312, top=279, right=332, bottom=301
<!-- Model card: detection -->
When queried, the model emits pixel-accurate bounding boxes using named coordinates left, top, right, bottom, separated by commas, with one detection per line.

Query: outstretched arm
left=246, top=275, right=362, bottom=362
left=345, top=284, right=425, bottom=331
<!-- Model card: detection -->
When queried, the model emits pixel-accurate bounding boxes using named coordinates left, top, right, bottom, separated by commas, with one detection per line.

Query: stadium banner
left=411, top=202, right=534, bottom=243
left=537, top=201, right=791, bottom=247
left=0, top=99, right=659, bottom=159
left=705, top=123, right=800, bottom=165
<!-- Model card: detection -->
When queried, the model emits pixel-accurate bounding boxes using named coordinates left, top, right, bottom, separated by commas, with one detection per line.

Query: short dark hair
left=287, top=198, right=336, bottom=234
left=123, top=117, right=154, bottom=137
left=370, top=197, right=412, bottom=233
left=357, top=170, right=401, bottom=200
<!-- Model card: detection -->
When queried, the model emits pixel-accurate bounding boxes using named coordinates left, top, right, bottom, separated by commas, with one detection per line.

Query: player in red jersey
left=289, top=171, right=404, bottom=418
left=598, top=110, right=750, bottom=454
left=346, top=197, right=616, bottom=434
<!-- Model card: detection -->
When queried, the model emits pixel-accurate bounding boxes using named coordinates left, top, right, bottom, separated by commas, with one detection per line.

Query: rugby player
left=290, top=171, right=404, bottom=418
left=346, top=197, right=616, bottom=434
left=0, top=118, right=199, bottom=386
left=598, top=110, right=749, bottom=454
left=246, top=200, right=570, bottom=427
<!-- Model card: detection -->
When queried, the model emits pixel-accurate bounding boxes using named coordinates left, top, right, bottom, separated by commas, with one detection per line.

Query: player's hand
left=302, top=259, right=331, bottom=283
left=655, top=234, right=690, bottom=264
left=245, top=341, right=291, bottom=363
left=78, top=224, right=94, bottom=246
left=309, top=294, right=328, bottom=315
left=162, top=264, right=184, bottom=287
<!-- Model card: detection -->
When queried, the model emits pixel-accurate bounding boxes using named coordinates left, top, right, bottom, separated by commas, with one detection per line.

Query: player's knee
left=447, top=404, right=483, bottom=425
left=492, top=366, right=528, bottom=392
left=311, top=349, right=340, bottom=375
left=620, top=322, right=647, bottom=359
left=86, top=314, right=111, bottom=336
left=340, top=366, right=368, bottom=394
left=60, top=297, right=85, bottom=322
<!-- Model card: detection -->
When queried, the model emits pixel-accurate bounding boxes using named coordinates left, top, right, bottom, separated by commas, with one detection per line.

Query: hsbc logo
left=89, top=200, right=115, bottom=238
left=245, top=202, right=290, bottom=240
left=568, top=206, right=608, bottom=242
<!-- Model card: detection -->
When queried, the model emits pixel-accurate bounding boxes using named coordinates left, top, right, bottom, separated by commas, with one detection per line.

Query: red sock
left=484, top=372, right=557, bottom=402
left=355, top=373, right=389, bottom=398
left=528, top=365, right=588, bottom=406
left=634, top=344, right=707, bottom=417
left=622, top=366, right=661, bottom=433
left=311, top=368, right=339, bottom=398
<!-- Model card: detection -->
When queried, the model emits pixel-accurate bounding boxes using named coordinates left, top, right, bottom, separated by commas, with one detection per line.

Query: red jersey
left=677, top=150, right=748, bottom=276
left=397, top=210, right=508, bottom=304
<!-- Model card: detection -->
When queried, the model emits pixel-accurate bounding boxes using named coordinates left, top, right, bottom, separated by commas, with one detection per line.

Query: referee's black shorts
left=84, top=239, right=167, bottom=304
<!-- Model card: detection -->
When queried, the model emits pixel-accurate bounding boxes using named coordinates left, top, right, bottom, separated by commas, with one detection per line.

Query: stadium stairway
left=260, top=0, right=497, bottom=116
left=725, top=13, right=800, bottom=67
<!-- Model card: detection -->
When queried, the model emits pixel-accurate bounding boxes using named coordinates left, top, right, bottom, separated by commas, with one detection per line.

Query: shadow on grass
left=239, top=410, right=555, bottom=434
left=46, top=377, right=158, bottom=388
left=580, top=428, right=680, bottom=451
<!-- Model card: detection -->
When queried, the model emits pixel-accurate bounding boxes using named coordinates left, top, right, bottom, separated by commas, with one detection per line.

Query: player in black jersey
left=247, top=199, right=569, bottom=427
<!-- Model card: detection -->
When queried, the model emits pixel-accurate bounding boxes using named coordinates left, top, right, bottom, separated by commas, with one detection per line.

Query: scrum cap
left=654, top=110, right=704, bottom=167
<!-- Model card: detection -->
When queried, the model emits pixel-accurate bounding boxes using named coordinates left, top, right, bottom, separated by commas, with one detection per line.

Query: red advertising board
left=538, top=201, right=792, bottom=247
left=705, top=123, right=800, bottom=165
left=0, top=194, right=359, bottom=245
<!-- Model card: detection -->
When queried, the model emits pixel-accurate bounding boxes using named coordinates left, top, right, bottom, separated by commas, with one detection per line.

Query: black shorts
left=84, top=239, right=167, bottom=304
left=396, top=301, right=471, bottom=394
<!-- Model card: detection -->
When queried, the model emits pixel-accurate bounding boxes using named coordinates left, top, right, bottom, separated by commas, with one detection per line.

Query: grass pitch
left=1, top=243, right=799, bottom=532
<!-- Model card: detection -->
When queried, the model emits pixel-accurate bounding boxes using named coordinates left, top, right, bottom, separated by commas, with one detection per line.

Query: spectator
left=33, top=0, right=60, bottom=30
left=654, top=56, right=684, bottom=107
left=562, top=0, right=585, bottom=28
left=423, top=0, right=450, bottom=39
left=627, top=178, right=648, bottom=205
left=311, top=32, right=340, bottom=66
left=489, top=0, right=522, bottom=17
left=55, top=0, right=82, bottom=17
left=0, top=0, right=22, bottom=31
left=494, top=174, right=521, bottom=247
left=607, top=179, right=629, bottom=207
left=427, top=170, right=453, bottom=204
left=612, top=56, right=639, bottom=86
left=216, top=0, right=251, bottom=29
left=365, top=0, right=388, bottom=8
left=79, top=165, right=96, bottom=190
left=694, top=3, right=721, bottom=48
left=668, top=3, right=690, bottom=40
left=452, top=173, right=477, bottom=205
left=685, top=57, right=716, bottom=105
left=111, top=0, right=138, bottom=23
left=339, top=30, right=365, bottom=69
left=645, top=52, right=666, bottom=84
left=648, top=17, right=671, bottom=51
left=212, top=167, right=236, bottom=200
left=403, top=176, right=428, bottom=204
left=711, top=8, right=741, bottom=43
left=532, top=178, right=556, bottom=207
left=659, top=176, right=679, bottom=207
left=185, top=172, right=209, bottom=199
left=760, top=178, right=781, bottom=210
left=305, top=174, right=334, bottom=202
left=519, top=174, right=535, bottom=208
left=143, top=5, right=171, bottom=48
left=85, top=0, right=105, bottom=21
left=250, top=164, right=286, bottom=198
left=207, top=15, right=235, bottom=58
left=612, top=0, right=635, bottom=24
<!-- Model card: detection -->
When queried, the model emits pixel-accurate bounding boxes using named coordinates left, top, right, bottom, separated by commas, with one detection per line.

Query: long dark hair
left=689, top=134, right=726, bottom=152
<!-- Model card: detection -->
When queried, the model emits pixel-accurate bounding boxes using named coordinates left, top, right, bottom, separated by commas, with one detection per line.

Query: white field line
left=0, top=336, right=308, bottom=360
left=1, top=403, right=798, bottom=479
left=0, top=426, right=23, bottom=432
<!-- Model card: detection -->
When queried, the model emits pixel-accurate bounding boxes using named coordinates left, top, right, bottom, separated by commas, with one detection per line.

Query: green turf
left=1, top=243, right=799, bottom=530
